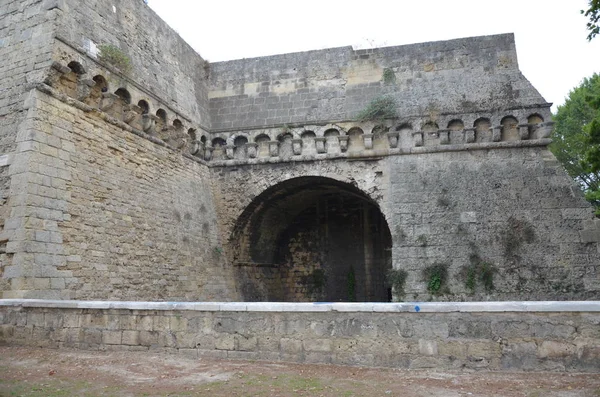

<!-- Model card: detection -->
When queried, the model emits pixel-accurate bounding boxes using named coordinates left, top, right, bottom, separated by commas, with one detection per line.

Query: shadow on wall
left=229, top=176, right=392, bottom=303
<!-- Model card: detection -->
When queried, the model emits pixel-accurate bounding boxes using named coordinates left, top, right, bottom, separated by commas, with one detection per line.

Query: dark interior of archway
left=231, top=177, right=392, bottom=302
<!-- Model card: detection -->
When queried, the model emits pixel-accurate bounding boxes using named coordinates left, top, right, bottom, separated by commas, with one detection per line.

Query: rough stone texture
left=54, top=0, right=211, bottom=128
left=0, top=0, right=598, bottom=301
left=0, top=0, right=58, bottom=253
left=211, top=145, right=600, bottom=301
left=1, top=89, right=235, bottom=300
left=1, top=301, right=599, bottom=372
left=0, top=0, right=56, bottom=154
left=208, top=34, right=548, bottom=130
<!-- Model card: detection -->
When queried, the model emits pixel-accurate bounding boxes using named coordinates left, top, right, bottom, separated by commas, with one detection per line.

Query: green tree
left=550, top=73, right=600, bottom=213
left=583, top=0, right=600, bottom=41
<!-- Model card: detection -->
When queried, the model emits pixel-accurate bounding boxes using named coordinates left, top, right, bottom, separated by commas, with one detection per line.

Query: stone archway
left=229, top=176, right=392, bottom=302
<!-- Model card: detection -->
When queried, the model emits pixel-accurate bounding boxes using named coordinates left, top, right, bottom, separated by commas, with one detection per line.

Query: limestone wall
left=1, top=300, right=598, bottom=372
left=55, top=0, right=210, bottom=127
left=211, top=142, right=600, bottom=301
left=0, top=88, right=235, bottom=300
left=0, top=0, right=56, bottom=155
left=0, top=0, right=58, bottom=247
left=208, top=34, right=549, bottom=130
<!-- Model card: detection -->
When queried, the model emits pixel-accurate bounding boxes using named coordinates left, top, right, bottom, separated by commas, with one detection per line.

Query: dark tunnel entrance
left=229, top=177, right=392, bottom=302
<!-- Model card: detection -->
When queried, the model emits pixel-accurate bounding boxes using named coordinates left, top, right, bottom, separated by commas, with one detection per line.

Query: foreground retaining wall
left=1, top=300, right=599, bottom=372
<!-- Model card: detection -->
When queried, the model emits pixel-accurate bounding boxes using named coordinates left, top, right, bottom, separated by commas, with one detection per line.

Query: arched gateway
left=229, top=177, right=392, bottom=302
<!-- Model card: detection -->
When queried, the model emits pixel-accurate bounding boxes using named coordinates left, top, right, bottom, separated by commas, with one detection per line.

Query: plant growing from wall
left=98, top=44, right=131, bottom=74
left=462, top=260, right=497, bottom=294
left=502, top=217, right=535, bottom=258
left=356, top=95, right=398, bottom=122
left=302, top=268, right=327, bottom=296
left=422, top=263, right=449, bottom=295
left=386, top=268, right=408, bottom=300
left=347, top=266, right=356, bottom=302
left=416, top=234, right=428, bottom=247
left=382, top=68, right=396, bottom=84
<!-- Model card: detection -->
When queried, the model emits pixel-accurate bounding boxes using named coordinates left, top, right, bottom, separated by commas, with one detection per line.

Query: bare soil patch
left=0, top=346, right=599, bottom=396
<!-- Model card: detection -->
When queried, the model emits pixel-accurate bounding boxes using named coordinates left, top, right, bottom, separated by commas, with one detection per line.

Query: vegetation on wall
left=382, top=68, right=396, bottom=84
left=502, top=217, right=535, bottom=258
left=461, top=258, right=497, bottom=294
left=302, top=269, right=327, bottom=296
left=356, top=96, right=398, bottom=122
left=98, top=44, right=131, bottom=73
left=386, top=268, right=408, bottom=300
left=347, top=266, right=356, bottom=302
left=422, top=263, right=449, bottom=295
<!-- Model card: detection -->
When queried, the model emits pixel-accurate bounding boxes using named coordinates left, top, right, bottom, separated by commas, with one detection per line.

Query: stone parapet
left=1, top=299, right=599, bottom=371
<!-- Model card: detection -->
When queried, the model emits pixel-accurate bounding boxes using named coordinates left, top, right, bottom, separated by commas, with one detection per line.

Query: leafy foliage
left=582, top=0, right=600, bottom=41
left=356, top=96, right=398, bottom=122
left=382, top=68, right=396, bottom=84
left=551, top=74, right=600, bottom=213
left=346, top=266, right=356, bottom=302
left=422, top=263, right=449, bottom=295
left=386, top=268, right=408, bottom=300
left=98, top=44, right=131, bottom=73
left=462, top=260, right=497, bottom=294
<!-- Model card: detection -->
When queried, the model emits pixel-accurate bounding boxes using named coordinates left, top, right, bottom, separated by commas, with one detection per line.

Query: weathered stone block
left=102, top=330, right=122, bottom=345
left=214, top=334, right=235, bottom=350
left=121, top=330, right=140, bottom=346
left=280, top=338, right=303, bottom=353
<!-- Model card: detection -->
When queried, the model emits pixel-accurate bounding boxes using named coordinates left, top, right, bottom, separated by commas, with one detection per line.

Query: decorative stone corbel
left=76, top=78, right=96, bottom=101
left=438, top=129, right=450, bottom=145
left=315, top=137, right=327, bottom=154
left=123, top=104, right=141, bottom=125
left=386, top=131, right=399, bottom=148
left=536, top=121, right=554, bottom=139
left=99, top=92, right=118, bottom=111
left=464, top=128, right=476, bottom=143
left=492, top=126, right=502, bottom=142
left=363, top=134, right=374, bottom=150
left=225, top=145, right=235, bottom=159
left=269, top=141, right=279, bottom=157
left=142, top=114, right=157, bottom=134
left=412, top=131, right=423, bottom=147
left=518, top=124, right=530, bottom=140
left=190, top=140, right=203, bottom=156
left=339, top=136, right=349, bottom=153
left=246, top=142, right=258, bottom=158
left=204, top=146, right=214, bottom=161
left=292, top=139, right=303, bottom=155
left=44, top=61, right=71, bottom=87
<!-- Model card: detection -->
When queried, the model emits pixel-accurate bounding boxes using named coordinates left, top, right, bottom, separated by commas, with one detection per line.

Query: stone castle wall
left=0, top=0, right=58, bottom=251
left=0, top=87, right=235, bottom=300
left=211, top=144, right=600, bottom=302
left=0, top=0, right=598, bottom=302
left=208, top=34, right=549, bottom=131
left=54, top=0, right=211, bottom=127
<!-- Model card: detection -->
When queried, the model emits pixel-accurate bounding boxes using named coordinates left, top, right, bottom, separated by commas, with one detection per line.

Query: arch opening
left=230, top=177, right=392, bottom=303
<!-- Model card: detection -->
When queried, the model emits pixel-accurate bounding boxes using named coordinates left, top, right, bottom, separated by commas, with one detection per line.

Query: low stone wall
left=1, top=300, right=599, bottom=372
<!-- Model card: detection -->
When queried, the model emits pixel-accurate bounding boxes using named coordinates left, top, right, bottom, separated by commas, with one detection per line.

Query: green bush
left=356, top=96, right=398, bottom=122
left=422, top=263, right=449, bottom=295
left=386, top=268, right=408, bottom=300
left=98, top=44, right=131, bottom=73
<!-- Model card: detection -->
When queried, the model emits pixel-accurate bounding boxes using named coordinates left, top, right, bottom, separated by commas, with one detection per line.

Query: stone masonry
left=0, top=0, right=598, bottom=302
left=1, top=300, right=599, bottom=372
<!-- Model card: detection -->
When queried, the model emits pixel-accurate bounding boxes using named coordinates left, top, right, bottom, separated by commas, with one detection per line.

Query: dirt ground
left=0, top=346, right=599, bottom=397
